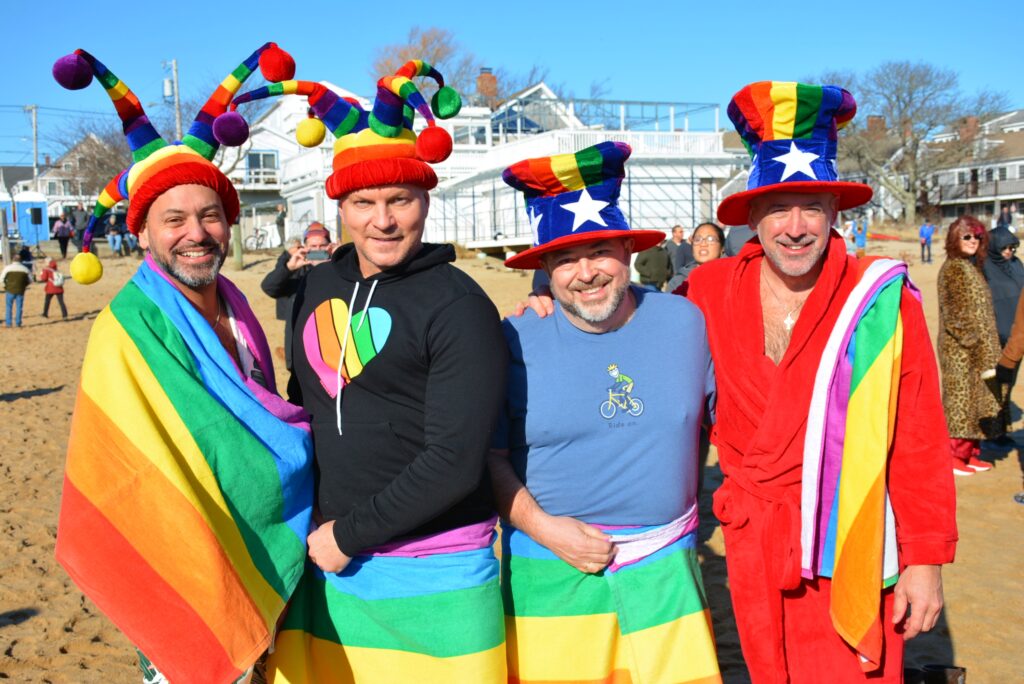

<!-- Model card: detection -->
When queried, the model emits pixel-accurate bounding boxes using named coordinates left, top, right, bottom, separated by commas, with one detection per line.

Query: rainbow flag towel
left=267, top=526, right=507, bottom=683
left=802, top=257, right=915, bottom=671
left=502, top=525, right=722, bottom=684
left=56, top=259, right=314, bottom=684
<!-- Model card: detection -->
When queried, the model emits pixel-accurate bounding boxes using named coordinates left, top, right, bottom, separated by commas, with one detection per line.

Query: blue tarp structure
left=11, top=191, right=48, bottom=245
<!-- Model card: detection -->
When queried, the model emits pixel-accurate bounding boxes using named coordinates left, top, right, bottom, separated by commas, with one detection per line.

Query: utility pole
left=24, top=105, right=38, bottom=191
left=163, top=59, right=182, bottom=140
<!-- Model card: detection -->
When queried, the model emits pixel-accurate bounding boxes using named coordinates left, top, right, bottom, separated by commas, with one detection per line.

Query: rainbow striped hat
left=227, top=60, right=461, bottom=199
left=717, top=81, right=873, bottom=226
left=51, top=43, right=295, bottom=282
left=502, top=141, right=665, bottom=269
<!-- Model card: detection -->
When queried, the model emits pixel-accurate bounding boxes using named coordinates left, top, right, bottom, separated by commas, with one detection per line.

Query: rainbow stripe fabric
left=301, top=297, right=391, bottom=397
left=56, top=259, right=314, bottom=684
left=802, top=258, right=915, bottom=670
left=502, top=526, right=721, bottom=684
left=727, top=81, right=855, bottom=190
left=266, top=536, right=507, bottom=682
left=501, top=141, right=632, bottom=247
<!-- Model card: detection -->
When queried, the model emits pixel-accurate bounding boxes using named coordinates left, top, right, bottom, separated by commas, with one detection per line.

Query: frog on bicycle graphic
left=600, top=363, right=644, bottom=419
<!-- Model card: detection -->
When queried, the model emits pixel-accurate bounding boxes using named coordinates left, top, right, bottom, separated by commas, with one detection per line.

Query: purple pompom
left=212, top=112, right=249, bottom=146
left=52, top=53, right=93, bottom=90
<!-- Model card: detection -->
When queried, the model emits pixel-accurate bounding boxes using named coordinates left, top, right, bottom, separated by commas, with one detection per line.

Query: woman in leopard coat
left=937, top=215, right=1002, bottom=475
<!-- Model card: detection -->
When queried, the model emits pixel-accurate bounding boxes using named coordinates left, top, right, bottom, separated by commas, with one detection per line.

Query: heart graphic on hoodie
left=302, top=298, right=391, bottom=397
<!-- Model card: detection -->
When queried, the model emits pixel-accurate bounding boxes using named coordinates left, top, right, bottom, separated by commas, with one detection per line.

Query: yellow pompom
left=296, top=118, right=327, bottom=148
left=70, top=252, right=103, bottom=285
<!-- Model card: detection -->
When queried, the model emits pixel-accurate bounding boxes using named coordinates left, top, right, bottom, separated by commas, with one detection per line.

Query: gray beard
left=150, top=247, right=226, bottom=288
left=559, top=281, right=628, bottom=325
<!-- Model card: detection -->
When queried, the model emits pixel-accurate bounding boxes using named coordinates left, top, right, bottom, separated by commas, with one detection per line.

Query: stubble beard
left=151, top=242, right=227, bottom=288
left=558, top=277, right=629, bottom=325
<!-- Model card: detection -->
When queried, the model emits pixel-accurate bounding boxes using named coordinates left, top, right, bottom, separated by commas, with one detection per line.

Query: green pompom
left=431, top=86, right=462, bottom=119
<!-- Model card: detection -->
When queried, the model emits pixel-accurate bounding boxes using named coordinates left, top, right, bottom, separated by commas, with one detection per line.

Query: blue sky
left=1, top=0, right=1018, bottom=165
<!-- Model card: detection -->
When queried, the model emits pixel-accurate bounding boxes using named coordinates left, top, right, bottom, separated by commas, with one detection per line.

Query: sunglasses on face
left=961, top=234, right=982, bottom=241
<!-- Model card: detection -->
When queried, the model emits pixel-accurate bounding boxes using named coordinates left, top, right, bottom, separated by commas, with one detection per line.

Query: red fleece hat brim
left=716, top=181, right=872, bottom=227
left=126, top=160, right=240, bottom=234
left=504, top=229, right=667, bottom=270
left=326, top=158, right=438, bottom=199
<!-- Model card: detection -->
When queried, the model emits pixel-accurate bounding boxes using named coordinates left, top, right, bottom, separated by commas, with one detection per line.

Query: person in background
left=260, top=222, right=331, bottom=369
left=919, top=218, right=936, bottom=264
left=274, top=203, right=287, bottom=246
left=937, top=216, right=1001, bottom=475
left=724, top=223, right=755, bottom=256
left=38, top=258, right=68, bottom=320
left=996, top=204, right=1014, bottom=232
left=53, top=213, right=73, bottom=259
left=667, top=224, right=694, bottom=273
left=634, top=239, right=671, bottom=290
left=994, top=286, right=1024, bottom=503
left=668, top=221, right=725, bottom=291
left=106, top=215, right=123, bottom=257
left=851, top=217, right=867, bottom=257
left=983, top=226, right=1024, bottom=442
left=2, top=253, right=31, bottom=327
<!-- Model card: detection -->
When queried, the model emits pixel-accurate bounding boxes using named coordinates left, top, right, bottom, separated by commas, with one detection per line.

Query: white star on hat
left=560, top=188, right=609, bottom=232
left=528, top=206, right=543, bottom=245
left=771, top=142, right=819, bottom=181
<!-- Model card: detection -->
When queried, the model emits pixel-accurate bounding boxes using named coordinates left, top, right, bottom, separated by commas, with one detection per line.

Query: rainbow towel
left=56, top=259, right=314, bottom=684
left=503, top=526, right=721, bottom=684
left=802, top=258, right=915, bottom=670
left=267, top=529, right=507, bottom=683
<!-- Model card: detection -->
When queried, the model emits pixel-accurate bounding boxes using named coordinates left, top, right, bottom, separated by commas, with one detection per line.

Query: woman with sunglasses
left=937, top=216, right=1002, bottom=475
left=983, top=226, right=1024, bottom=441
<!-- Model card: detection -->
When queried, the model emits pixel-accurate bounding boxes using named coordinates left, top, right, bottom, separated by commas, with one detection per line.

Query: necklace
left=762, top=270, right=809, bottom=332
left=209, top=299, right=222, bottom=330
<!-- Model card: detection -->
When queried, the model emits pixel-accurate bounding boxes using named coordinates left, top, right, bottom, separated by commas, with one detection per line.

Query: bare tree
left=811, top=61, right=1008, bottom=224
left=371, top=27, right=481, bottom=98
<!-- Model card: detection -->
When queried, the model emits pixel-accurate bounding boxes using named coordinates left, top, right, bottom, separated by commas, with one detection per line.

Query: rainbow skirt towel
left=56, top=259, right=314, bottom=684
left=802, top=257, right=914, bottom=671
left=266, top=533, right=507, bottom=683
left=502, top=526, right=722, bottom=684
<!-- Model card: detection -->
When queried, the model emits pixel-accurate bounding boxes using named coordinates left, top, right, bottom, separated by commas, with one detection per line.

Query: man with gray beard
left=490, top=142, right=722, bottom=683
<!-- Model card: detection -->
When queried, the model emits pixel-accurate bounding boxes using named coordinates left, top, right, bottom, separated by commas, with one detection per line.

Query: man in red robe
left=685, top=82, right=956, bottom=682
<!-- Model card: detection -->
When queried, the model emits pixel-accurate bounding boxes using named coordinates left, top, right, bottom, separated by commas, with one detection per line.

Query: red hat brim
left=504, top=229, right=667, bottom=270
left=127, top=159, right=239, bottom=234
left=716, top=181, right=873, bottom=227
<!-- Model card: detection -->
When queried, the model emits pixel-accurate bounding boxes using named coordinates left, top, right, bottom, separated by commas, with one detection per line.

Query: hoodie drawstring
left=335, top=278, right=380, bottom=436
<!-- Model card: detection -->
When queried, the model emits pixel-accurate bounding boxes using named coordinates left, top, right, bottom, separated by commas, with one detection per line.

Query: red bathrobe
left=685, top=232, right=957, bottom=683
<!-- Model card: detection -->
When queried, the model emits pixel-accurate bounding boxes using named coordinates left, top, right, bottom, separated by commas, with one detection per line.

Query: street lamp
left=162, top=59, right=182, bottom=140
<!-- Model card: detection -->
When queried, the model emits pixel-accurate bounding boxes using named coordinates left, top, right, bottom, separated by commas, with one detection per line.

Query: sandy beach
left=1, top=240, right=1021, bottom=683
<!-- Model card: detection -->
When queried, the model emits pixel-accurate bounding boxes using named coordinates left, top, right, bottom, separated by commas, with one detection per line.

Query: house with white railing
left=279, top=78, right=748, bottom=253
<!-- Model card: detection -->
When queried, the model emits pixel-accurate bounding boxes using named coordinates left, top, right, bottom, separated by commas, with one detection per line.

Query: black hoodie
left=288, top=242, right=507, bottom=556
left=983, top=227, right=1024, bottom=342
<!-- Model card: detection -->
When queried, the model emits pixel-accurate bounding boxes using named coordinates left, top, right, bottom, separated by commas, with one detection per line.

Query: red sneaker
left=967, top=457, right=993, bottom=472
left=952, top=464, right=974, bottom=477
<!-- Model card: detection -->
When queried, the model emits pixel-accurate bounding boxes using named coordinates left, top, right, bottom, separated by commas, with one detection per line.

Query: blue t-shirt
left=494, top=287, right=715, bottom=525
left=853, top=220, right=868, bottom=248
left=919, top=223, right=935, bottom=243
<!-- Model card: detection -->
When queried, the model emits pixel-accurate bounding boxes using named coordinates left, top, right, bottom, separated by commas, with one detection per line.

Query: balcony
left=938, top=178, right=1024, bottom=203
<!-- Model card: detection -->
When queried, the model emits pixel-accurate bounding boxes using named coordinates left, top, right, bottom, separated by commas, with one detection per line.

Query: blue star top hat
left=716, top=81, right=873, bottom=226
left=502, top=141, right=665, bottom=269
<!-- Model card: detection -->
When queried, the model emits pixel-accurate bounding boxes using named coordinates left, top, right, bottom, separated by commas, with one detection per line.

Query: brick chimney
left=867, top=115, right=886, bottom=139
left=44, top=154, right=51, bottom=166
left=958, top=116, right=979, bottom=142
left=477, top=67, right=498, bottom=109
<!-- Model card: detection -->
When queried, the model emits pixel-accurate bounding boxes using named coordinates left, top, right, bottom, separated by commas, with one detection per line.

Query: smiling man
left=52, top=45, right=314, bottom=684
left=493, top=142, right=721, bottom=684
left=684, top=82, right=957, bottom=683
left=262, top=63, right=509, bottom=681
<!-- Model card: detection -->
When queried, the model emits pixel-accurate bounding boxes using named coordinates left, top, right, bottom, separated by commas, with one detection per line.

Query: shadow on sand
left=0, top=385, right=65, bottom=402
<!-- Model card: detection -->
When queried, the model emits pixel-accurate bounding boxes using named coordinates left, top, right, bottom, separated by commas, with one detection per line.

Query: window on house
left=957, top=171, right=967, bottom=185
left=62, top=162, right=72, bottom=171
left=984, top=168, right=994, bottom=182
left=998, top=167, right=1007, bottom=181
left=62, top=180, right=73, bottom=195
left=1019, top=164, right=1024, bottom=180
left=47, top=181, right=57, bottom=195
left=246, top=151, right=278, bottom=183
